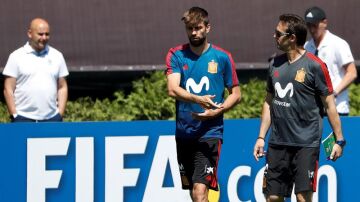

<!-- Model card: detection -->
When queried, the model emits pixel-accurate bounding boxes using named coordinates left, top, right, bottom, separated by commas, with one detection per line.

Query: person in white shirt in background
left=304, top=6, right=357, bottom=116
left=3, top=18, right=69, bottom=122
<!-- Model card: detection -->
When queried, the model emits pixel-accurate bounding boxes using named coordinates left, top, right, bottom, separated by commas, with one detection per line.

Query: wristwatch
left=336, top=140, right=346, bottom=148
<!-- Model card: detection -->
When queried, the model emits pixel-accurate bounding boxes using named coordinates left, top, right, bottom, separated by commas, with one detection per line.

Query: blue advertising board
left=0, top=118, right=358, bottom=202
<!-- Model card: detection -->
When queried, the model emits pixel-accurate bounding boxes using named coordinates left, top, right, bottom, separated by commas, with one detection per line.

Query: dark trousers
left=12, top=113, right=63, bottom=123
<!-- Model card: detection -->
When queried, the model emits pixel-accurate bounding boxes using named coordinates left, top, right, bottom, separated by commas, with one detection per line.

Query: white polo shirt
left=305, top=30, right=354, bottom=114
left=2, top=42, right=69, bottom=120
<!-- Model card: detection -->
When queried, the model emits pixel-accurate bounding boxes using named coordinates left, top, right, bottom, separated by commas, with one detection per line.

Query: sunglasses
left=275, top=30, right=290, bottom=38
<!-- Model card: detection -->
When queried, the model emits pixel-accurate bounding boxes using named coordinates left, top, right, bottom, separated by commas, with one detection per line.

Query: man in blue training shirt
left=165, top=7, right=241, bottom=202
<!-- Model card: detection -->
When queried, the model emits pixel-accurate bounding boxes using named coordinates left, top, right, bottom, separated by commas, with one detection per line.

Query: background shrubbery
left=0, top=71, right=359, bottom=122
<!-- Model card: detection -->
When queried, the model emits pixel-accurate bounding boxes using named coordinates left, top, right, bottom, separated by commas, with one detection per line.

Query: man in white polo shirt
left=304, top=6, right=357, bottom=116
left=3, top=18, right=69, bottom=122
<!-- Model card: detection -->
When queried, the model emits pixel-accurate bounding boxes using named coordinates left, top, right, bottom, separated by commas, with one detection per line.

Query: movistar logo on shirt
left=186, top=76, right=209, bottom=93
left=275, top=82, right=293, bottom=98
left=274, top=82, right=293, bottom=107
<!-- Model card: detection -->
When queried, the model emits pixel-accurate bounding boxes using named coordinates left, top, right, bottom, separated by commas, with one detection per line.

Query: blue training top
left=166, top=43, right=239, bottom=140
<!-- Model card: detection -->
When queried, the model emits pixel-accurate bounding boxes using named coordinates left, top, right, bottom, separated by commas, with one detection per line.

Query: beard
left=189, top=36, right=206, bottom=47
left=276, top=41, right=288, bottom=52
left=276, top=43, right=284, bottom=51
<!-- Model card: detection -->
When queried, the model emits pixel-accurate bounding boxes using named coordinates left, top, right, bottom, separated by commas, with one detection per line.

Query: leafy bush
left=349, top=84, right=360, bottom=116
left=1, top=71, right=359, bottom=123
left=224, top=79, right=266, bottom=119
left=120, top=71, right=175, bottom=120
left=65, top=94, right=127, bottom=121
left=54, top=71, right=175, bottom=122
left=0, top=102, right=9, bottom=122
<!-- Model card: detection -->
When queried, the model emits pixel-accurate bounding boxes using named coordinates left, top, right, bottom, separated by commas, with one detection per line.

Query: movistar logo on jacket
left=186, top=76, right=210, bottom=93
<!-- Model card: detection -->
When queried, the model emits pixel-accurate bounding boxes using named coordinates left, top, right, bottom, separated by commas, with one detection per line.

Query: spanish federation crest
left=208, top=60, right=218, bottom=74
left=295, top=68, right=306, bottom=83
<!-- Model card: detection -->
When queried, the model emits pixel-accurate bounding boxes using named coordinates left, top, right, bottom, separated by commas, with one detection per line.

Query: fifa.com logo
left=26, top=136, right=338, bottom=202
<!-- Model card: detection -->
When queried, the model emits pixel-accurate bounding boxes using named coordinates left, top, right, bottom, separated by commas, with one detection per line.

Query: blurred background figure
left=304, top=6, right=357, bottom=116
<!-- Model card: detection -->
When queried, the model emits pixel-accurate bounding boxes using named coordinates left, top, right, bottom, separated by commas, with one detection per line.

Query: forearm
left=3, top=89, right=16, bottom=115
left=253, top=99, right=271, bottom=161
left=335, top=75, right=356, bottom=95
left=168, top=85, right=199, bottom=104
left=335, top=63, right=357, bottom=95
left=323, top=95, right=344, bottom=140
left=327, top=104, right=344, bottom=140
left=203, top=86, right=241, bottom=118
left=258, top=93, right=273, bottom=139
left=57, top=87, right=68, bottom=116
left=220, top=86, right=241, bottom=113
left=258, top=102, right=271, bottom=139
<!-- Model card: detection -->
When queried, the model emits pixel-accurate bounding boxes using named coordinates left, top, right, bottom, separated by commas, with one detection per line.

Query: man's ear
left=289, top=34, right=297, bottom=43
left=206, top=23, right=211, bottom=34
left=27, top=29, right=32, bottom=39
left=320, top=19, right=328, bottom=29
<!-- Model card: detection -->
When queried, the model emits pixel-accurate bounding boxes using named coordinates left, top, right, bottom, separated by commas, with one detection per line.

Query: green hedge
left=349, top=84, right=360, bottom=116
left=0, top=71, right=359, bottom=122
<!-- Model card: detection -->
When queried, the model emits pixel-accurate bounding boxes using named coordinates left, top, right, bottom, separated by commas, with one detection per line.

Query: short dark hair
left=181, top=7, right=209, bottom=26
left=279, top=14, right=307, bottom=46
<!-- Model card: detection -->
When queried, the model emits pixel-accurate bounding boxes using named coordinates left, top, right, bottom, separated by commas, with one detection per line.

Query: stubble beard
left=189, top=37, right=206, bottom=47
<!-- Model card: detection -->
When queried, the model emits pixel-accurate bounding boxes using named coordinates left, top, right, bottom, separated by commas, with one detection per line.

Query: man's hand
left=253, top=138, right=266, bottom=161
left=330, top=144, right=343, bottom=161
left=191, top=107, right=223, bottom=121
left=197, top=95, right=222, bottom=109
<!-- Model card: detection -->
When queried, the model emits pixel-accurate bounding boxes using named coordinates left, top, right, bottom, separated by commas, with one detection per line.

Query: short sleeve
left=2, top=53, right=19, bottom=78
left=58, top=53, right=69, bottom=78
left=335, top=40, right=354, bottom=67
left=314, top=62, right=333, bottom=96
left=165, top=48, right=181, bottom=75
left=266, top=64, right=274, bottom=94
left=223, top=53, right=239, bottom=88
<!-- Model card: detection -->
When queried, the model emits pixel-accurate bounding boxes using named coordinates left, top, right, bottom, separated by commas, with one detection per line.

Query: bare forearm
left=57, top=87, right=68, bottom=116
left=3, top=89, right=16, bottom=115
left=335, top=75, right=356, bottom=95
left=327, top=106, right=344, bottom=140
left=221, top=86, right=241, bottom=112
left=258, top=102, right=271, bottom=138
left=323, top=95, right=344, bottom=140
left=335, top=63, right=357, bottom=95
left=168, top=85, right=199, bottom=103
left=258, top=93, right=273, bottom=138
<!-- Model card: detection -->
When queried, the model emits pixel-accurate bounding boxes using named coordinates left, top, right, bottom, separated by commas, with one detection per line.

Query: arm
left=334, top=62, right=357, bottom=96
left=192, top=85, right=241, bottom=121
left=57, top=77, right=68, bottom=116
left=166, top=73, right=221, bottom=108
left=220, top=85, right=241, bottom=112
left=3, top=76, right=17, bottom=116
left=321, top=94, right=344, bottom=161
left=253, top=92, right=273, bottom=161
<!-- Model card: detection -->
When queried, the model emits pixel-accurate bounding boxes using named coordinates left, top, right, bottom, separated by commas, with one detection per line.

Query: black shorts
left=263, top=144, right=319, bottom=197
left=176, top=137, right=221, bottom=191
